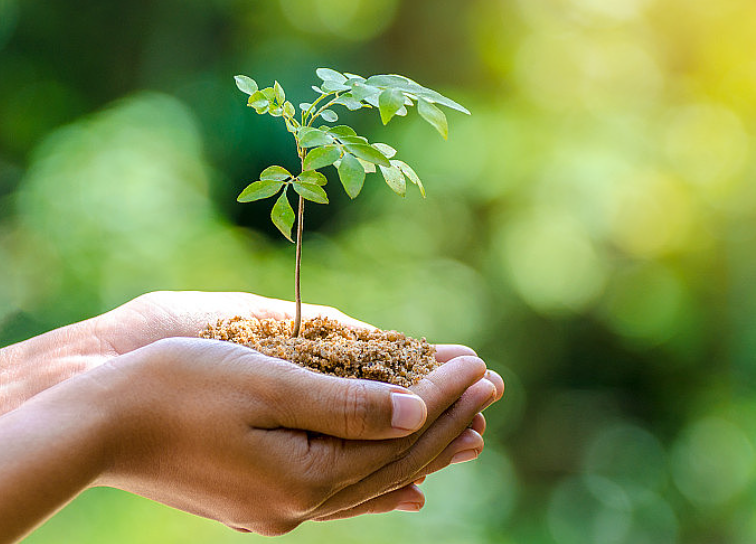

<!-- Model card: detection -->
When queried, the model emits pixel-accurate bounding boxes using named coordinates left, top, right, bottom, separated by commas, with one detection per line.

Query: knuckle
left=342, top=381, right=373, bottom=438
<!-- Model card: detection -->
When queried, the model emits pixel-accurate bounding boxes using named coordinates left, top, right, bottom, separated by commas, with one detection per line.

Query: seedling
left=234, top=68, right=469, bottom=336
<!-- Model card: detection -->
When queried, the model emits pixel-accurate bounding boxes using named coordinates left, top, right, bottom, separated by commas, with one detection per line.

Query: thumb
left=269, top=368, right=428, bottom=440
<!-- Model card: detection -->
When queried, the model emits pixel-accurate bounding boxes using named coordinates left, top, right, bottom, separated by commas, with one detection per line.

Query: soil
left=200, top=316, right=439, bottom=387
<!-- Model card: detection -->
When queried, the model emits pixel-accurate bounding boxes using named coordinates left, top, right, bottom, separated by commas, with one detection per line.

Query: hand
left=0, top=291, right=376, bottom=414
left=0, top=338, right=503, bottom=541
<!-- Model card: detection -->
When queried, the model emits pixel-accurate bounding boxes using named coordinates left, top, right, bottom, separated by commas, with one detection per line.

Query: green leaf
left=335, top=95, right=364, bottom=111
left=379, top=89, right=406, bottom=125
left=298, top=127, right=333, bottom=148
left=293, top=181, right=329, bottom=204
left=344, top=143, right=391, bottom=167
left=316, top=68, right=347, bottom=84
left=320, top=109, right=339, bottom=122
left=304, top=145, right=342, bottom=171
left=237, top=179, right=284, bottom=202
left=366, top=74, right=412, bottom=88
left=357, top=157, right=377, bottom=173
left=392, top=160, right=425, bottom=197
left=299, top=102, right=312, bottom=113
left=366, top=74, right=470, bottom=114
left=416, top=89, right=471, bottom=115
left=248, top=91, right=269, bottom=111
left=260, top=165, right=291, bottom=181
left=271, top=191, right=296, bottom=242
left=372, top=143, right=397, bottom=159
left=234, top=75, right=258, bottom=96
left=299, top=170, right=328, bottom=186
left=327, top=125, right=357, bottom=137
left=312, top=85, right=326, bottom=95
left=338, top=154, right=366, bottom=199
left=338, top=135, right=369, bottom=145
left=322, top=80, right=351, bottom=93
left=418, top=98, right=449, bottom=140
left=273, top=81, right=285, bottom=103
left=350, top=83, right=380, bottom=101
left=283, top=101, right=296, bottom=117
left=379, top=165, right=407, bottom=196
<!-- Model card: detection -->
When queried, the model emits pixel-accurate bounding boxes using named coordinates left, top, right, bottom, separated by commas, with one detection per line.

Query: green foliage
left=234, top=68, right=468, bottom=239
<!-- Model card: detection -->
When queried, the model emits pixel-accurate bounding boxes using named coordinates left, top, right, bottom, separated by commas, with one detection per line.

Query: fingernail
left=480, top=379, right=497, bottom=410
left=391, top=393, right=427, bottom=431
left=451, top=450, right=479, bottom=464
left=485, top=370, right=505, bottom=398
left=397, top=502, right=423, bottom=512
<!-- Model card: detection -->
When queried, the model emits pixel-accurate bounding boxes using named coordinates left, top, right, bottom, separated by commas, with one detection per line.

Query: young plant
left=234, top=68, right=469, bottom=336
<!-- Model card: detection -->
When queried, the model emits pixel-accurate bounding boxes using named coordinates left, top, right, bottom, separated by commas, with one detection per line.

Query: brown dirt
left=200, top=316, right=439, bottom=387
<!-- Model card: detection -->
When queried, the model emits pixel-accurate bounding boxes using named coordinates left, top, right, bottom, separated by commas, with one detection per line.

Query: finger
left=416, top=429, right=484, bottom=479
left=484, top=369, right=505, bottom=401
left=433, top=344, right=477, bottom=363
left=314, top=484, right=425, bottom=521
left=250, top=353, right=428, bottom=440
left=410, top=356, right=488, bottom=431
left=308, top=355, right=491, bottom=480
left=471, top=413, right=486, bottom=435
left=314, top=377, right=496, bottom=518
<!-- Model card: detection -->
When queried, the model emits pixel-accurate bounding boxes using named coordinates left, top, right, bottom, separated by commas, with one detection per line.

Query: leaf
left=363, top=93, right=380, bottom=108
left=283, top=101, right=296, bottom=117
left=373, top=143, right=397, bottom=159
left=237, top=179, right=284, bottom=202
left=298, top=127, right=333, bottom=148
left=299, top=102, right=312, bottom=113
left=357, top=157, right=377, bottom=173
left=248, top=91, right=269, bottom=111
left=392, top=160, right=425, bottom=197
left=320, top=109, right=339, bottom=122
left=350, top=83, right=380, bottom=102
left=293, top=181, right=329, bottom=204
left=418, top=98, right=449, bottom=140
left=344, top=143, right=391, bottom=167
left=366, top=74, right=470, bottom=115
left=379, top=89, right=406, bottom=125
left=327, top=125, right=357, bottom=137
left=322, top=80, right=351, bottom=93
left=273, top=81, right=285, bottom=103
left=338, top=154, right=366, bottom=199
left=366, top=74, right=413, bottom=88
left=234, top=75, right=258, bottom=95
left=416, top=88, right=471, bottom=115
left=335, top=134, right=368, bottom=145
left=379, top=165, right=407, bottom=197
left=271, top=191, right=296, bottom=242
left=299, top=170, right=328, bottom=186
left=316, top=68, right=347, bottom=84
left=260, top=165, right=291, bottom=181
left=304, top=145, right=342, bottom=171
left=335, top=95, right=363, bottom=111
left=312, top=85, right=326, bottom=95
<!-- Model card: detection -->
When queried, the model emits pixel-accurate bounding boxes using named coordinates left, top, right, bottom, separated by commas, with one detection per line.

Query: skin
left=0, top=291, right=504, bottom=542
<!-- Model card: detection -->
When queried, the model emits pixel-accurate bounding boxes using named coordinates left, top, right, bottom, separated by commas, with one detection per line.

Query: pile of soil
left=200, top=316, right=439, bottom=387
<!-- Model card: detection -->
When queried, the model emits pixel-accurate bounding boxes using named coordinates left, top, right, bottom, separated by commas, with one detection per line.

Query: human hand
left=0, top=337, right=503, bottom=541
left=0, top=291, right=374, bottom=414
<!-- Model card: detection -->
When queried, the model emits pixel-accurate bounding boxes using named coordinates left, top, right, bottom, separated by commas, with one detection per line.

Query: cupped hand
left=90, top=338, right=502, bottom=535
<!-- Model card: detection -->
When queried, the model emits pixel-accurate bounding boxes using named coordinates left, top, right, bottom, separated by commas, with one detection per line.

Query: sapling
left=234, top=68, right=469, bottom=337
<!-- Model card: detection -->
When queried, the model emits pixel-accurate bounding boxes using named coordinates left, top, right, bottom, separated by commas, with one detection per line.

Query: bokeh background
left=2, top=0, right=756, bottom=542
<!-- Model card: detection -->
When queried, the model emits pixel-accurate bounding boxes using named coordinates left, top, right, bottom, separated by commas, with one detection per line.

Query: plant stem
left=292, top=197, right=305, bottom=337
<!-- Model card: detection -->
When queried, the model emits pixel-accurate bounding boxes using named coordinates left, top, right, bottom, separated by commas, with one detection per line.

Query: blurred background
left=2, top=0, right=756, bottom=542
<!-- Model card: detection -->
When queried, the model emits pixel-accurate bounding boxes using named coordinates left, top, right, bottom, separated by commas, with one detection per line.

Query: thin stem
left=292, top=195, right=304, bottom=337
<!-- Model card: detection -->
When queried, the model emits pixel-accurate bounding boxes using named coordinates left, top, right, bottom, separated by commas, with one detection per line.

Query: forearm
left=0, top=375, right=113, bottom=544
left=0, top=317, right=110, bottom=415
